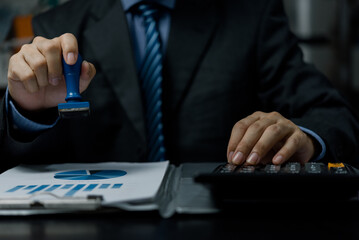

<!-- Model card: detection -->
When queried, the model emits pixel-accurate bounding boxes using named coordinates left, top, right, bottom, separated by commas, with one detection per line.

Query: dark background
left=283, top=0, right=359, bottom=115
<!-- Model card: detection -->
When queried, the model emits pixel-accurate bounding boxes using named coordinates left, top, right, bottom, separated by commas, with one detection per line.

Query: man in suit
left=1, top=0, right=359, bottom=168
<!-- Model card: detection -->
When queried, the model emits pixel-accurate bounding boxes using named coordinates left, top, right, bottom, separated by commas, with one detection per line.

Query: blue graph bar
left=99, top=184, right=110, bottom=189
left=24, top=185, right=37, bottom=190
left=28, top=185, right=50, bottom=194
left=6, top=185, right=25, bottom=193
left=112, top=184, right=123, bottom=189
left=65, top=184, right=86, bottom=197
left=84, top=184, right=98, bottom=192
left=45, top=185, right=62, bottom=192
left=61, top=184, right=74, bottom=189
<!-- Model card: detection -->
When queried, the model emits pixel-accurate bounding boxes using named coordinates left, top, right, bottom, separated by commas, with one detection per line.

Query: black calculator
left=194, top=162, right=359, bottom=205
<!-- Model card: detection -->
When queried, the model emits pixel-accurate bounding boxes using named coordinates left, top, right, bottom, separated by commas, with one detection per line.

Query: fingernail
left=67, top=52, right=76, bottom=64
left=273, top=155, right=283, bottom=165
left=246, top=152, right=259, bottom=165
left=49, top=77, right=61, bottom=86
left=232, top=152, right=244, bottom=165
left=228, top=151, right=234, bottom=162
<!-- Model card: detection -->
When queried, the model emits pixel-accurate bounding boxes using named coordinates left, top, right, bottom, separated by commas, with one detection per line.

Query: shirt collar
left=121, top=0, right=176, bottom=12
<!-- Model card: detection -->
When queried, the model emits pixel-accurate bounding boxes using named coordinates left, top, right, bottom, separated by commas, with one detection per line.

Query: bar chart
left=5, top=183, right=123, bottom=197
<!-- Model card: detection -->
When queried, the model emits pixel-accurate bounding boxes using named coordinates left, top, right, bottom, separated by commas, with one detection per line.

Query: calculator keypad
left=216, top=162, right=349, bottom=175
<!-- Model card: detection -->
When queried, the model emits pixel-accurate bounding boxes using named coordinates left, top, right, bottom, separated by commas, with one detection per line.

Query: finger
left=79, top=61, right=96, bottom=92
left=59, top=33, right=78, bottom=65
left=247, top=123, right=290, bottom=165
left=8, top=53, right=39, bottom=93
left=21, top=44, right=48, bottom=88
left=272, top=132, right=304, bottom=165
left=227, top=114, right=260, bottom=164
left=8, top=53, right=23, bottom=82
left=232, top=116, right=276, bottom=165
left=16, top=56, right=39, bottom=93
left=33, top=36, right=62, bottom=86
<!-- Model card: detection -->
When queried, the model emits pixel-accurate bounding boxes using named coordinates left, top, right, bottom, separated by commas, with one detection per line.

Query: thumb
left=79, top=60, right=96, bottom=93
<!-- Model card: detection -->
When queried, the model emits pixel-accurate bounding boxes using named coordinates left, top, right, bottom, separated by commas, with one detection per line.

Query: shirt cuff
left=5, top=88, right=58, bottom=133
left=299, top=126, right=326, bottom=161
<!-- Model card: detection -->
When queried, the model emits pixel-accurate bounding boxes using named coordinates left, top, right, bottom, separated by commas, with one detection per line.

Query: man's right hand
left=7, top=33, right=96, bottom=112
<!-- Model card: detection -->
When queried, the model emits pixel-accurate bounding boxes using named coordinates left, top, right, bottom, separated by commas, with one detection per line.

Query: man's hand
left=7, top=33, right=96, bottom=111
left=227, top=111, right=315, bottom=165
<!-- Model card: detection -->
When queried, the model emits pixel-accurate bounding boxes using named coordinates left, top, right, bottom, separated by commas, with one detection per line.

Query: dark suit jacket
left=1, top=0, right=359, bottom=168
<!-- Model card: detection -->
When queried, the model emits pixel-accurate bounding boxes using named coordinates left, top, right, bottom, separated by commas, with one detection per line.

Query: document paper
left=0, top=161, right=169, bottom=207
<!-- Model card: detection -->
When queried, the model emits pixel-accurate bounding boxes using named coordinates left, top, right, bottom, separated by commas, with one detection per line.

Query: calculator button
left=283, top=162, right=301, bottom=174
left=264, top=164, right=281, bottom=173
left=331, top=167, right=348, bottom=175
left=328, top=162, right=345, bottom=170
left=219, top=164, right=237, bottom=173
left=305, top=163, right=322, bottom=174
left=237, top=166, right=255, bottom=173
left=328, top=162, right=348, bottom=174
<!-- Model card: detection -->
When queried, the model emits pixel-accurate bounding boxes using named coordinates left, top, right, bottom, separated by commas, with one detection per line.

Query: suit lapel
left=83, top=0, right=146, bottom=142
left=163, top=0, right=219, bottom=112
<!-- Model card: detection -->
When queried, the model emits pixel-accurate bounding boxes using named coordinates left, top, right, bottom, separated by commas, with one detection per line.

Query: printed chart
left=0, top=161, right=169, bottom=204
left=3, top=170, right=127, bottom=197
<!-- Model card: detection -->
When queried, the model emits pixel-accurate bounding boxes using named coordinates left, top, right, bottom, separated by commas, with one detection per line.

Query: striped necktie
left=138, top=3, right=166, bottom=162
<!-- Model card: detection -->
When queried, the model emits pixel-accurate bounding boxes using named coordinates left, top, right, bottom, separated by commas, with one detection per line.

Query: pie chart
left=54, top=170, right=127, bottom=180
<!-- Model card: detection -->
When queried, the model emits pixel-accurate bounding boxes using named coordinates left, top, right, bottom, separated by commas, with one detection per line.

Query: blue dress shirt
left=5, top=0, right=326, bottom=161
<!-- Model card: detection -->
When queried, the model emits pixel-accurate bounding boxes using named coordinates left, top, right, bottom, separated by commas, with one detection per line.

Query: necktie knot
left=136, top=3, right=159, bottom=23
